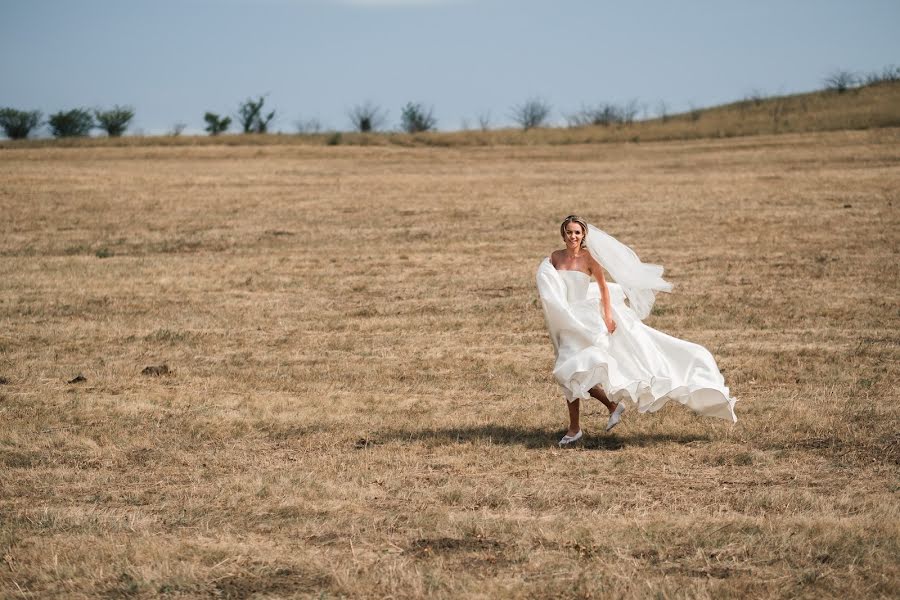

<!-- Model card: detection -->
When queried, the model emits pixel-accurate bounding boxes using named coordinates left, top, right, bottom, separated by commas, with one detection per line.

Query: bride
left=537, top=215, right=737, bottom=447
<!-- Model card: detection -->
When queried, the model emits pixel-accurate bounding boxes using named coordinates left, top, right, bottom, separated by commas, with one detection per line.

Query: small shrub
left=204, top=112, right=231, bottom=136
left=348, top=101, right=387, bottom=133
left=295, top=117, right=323, bottom=134
left=864, top=65, right=900, bottom=86
left=746, top=89, right=767, bottom=106
left=326, top=132, right=342, bottom=146
left=655, top=100, right=669, bottom=123
left=0, top=108, right=42, bottom=139
left=566, top=103, right=625, bottom=127
left=510, top=98, right=551, bottom=131
left=400, top=102, right=437, bottom=133
left=477, top=111, right=492, bottom=132
left=771, top=100, right=787, bottom=132
left=95, top=105, right=135, bottom=137
left=689, top=103, right=702, bottom=122
left=48, top=108, right=93, bottom=138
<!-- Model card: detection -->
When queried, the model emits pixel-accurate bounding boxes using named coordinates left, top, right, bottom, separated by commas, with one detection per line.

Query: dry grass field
left=1, top=128, right=898, bottom=598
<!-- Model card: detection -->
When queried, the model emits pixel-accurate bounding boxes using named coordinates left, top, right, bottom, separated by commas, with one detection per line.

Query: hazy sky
left=2, top=0, right=899, bottom=135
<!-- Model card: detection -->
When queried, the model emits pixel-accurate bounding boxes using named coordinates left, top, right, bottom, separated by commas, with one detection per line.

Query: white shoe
left=606, top=403, right=625, bottom=432
left=558, top=430, right=583, bottom=447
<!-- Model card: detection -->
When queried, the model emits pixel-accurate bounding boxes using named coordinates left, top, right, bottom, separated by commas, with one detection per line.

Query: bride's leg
left=589, top=385, right=617, bottom=414
left=566, top=398, right=580, bottom=436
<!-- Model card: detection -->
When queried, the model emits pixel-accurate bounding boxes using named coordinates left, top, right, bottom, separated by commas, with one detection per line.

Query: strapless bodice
left=556, top=269, right=595, bottom=304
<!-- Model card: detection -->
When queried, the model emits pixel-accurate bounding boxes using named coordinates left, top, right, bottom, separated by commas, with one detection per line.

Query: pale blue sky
left=2, top=0, right=898, bottom=135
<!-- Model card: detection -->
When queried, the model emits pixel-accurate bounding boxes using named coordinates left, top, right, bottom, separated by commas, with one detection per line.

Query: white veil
left=584, top=224, right=672, bottom=320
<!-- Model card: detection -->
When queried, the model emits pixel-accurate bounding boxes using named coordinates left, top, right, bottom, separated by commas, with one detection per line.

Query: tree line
left=2, top=66, right=897, bottom=141
left=0, top=106, right=136, bottom=140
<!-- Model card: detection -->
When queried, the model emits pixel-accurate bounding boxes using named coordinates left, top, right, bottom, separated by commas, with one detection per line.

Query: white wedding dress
left=537, top=257, right=737, bottom=422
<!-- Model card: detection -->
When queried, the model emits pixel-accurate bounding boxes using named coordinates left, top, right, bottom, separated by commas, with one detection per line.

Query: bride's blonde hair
left=560, top=215, right=588, bottom=248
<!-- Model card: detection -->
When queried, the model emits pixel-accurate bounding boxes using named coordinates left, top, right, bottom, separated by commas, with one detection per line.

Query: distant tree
left=477, top=111, right=492, bottom=132
left=48, top=108, right=94, bottom=138
left=688, top=102, right=702, bottom=122
left=565, top=106, right=593, bottom=127
left=510, top=98, right=551, bottom=130
left=566, top=103, right=630, bottom=127
left=204, top=112, right=231, bottom=135
left=655, top=100, right=669, bottom=123
left=400, top=102, right=437, bottom=133
left=348, top=101, right=387, bottom=133
left=169, top=122, right=187, bottom=137
left=746, top=89, right=767, bottom=106
left=771, top=100, right=787, bottom=133
left=294, top=117, right=322, bottom=134
left=622, top=99, right=640, bottom=124
left=237, top=96, right=275, bottom=133
left=823, top=69, right=858, bottom=93
left=0, top=108, right=42, bottom=140
left=864, top=64, right=900, bottom=86
left=94, top=105, right=135, bottom=137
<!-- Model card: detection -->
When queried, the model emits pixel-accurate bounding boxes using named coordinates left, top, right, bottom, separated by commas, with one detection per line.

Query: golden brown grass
left=1, top=128, right=898, bottom=599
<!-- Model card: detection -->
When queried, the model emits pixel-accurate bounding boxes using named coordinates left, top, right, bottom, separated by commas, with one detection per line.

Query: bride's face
left=563, top=223, right=584, bottom=249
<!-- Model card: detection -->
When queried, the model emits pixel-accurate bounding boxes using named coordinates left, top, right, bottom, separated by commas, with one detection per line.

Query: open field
left=1, top=128, right=899, bottom=598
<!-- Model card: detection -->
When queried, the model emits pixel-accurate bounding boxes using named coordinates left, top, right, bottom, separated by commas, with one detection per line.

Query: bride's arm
left=588, top=255, right=617, bottom=334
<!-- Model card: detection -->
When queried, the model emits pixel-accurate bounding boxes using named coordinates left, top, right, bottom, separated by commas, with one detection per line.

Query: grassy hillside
left=1, top=129, right=898, bottom=598
left=4, top=81, right=899, bottom=150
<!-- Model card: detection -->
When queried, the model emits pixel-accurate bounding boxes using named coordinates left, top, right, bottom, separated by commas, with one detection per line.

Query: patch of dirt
left=407, top=536, right=518, bottom=575
left=212, top=567, right=332, bottom=599
left=407, top=535, right=504, bottom=557
left=124, top=447, right=159, bottom=467
left=141, top=364, right=171, bottom=376
left=0, top=450, right=43, bottom=468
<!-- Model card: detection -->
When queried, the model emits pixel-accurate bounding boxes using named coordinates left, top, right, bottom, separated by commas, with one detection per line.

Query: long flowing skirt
left=537, top=258, right=736, bottom=422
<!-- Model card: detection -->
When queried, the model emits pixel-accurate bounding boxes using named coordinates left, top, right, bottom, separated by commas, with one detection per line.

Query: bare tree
left=510, top=98, right=551, bottom=130
left=168, top=122, right=187, bottom=137
left=348, top=101, right=387, bottom=133
left=823, top=69, right=858, bottom=93
left=565, top=105, right=594, bottom=127
left=864, top=64, right=900, bottom=85
left=771, top=100, right=787, bottom=133
left=655, top=100, right=669, bottom=123
left=746, top=89, right=767, bottom=106
left=477, top=110, right=492, bottom=132
left=688, top=103, right=702, bottom=122
left=295, top=117, right=323, bottom=134
left=566, top=103, right=625, bottom=127
left=622, top=99, right=640, bottom=125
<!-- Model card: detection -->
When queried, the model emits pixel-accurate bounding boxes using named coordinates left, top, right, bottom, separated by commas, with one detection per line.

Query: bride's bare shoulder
left=549, top=249, right=563, bottom=267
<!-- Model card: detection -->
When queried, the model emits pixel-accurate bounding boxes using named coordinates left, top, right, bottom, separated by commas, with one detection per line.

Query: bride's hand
left=605, top=318, right=617, bottom=334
